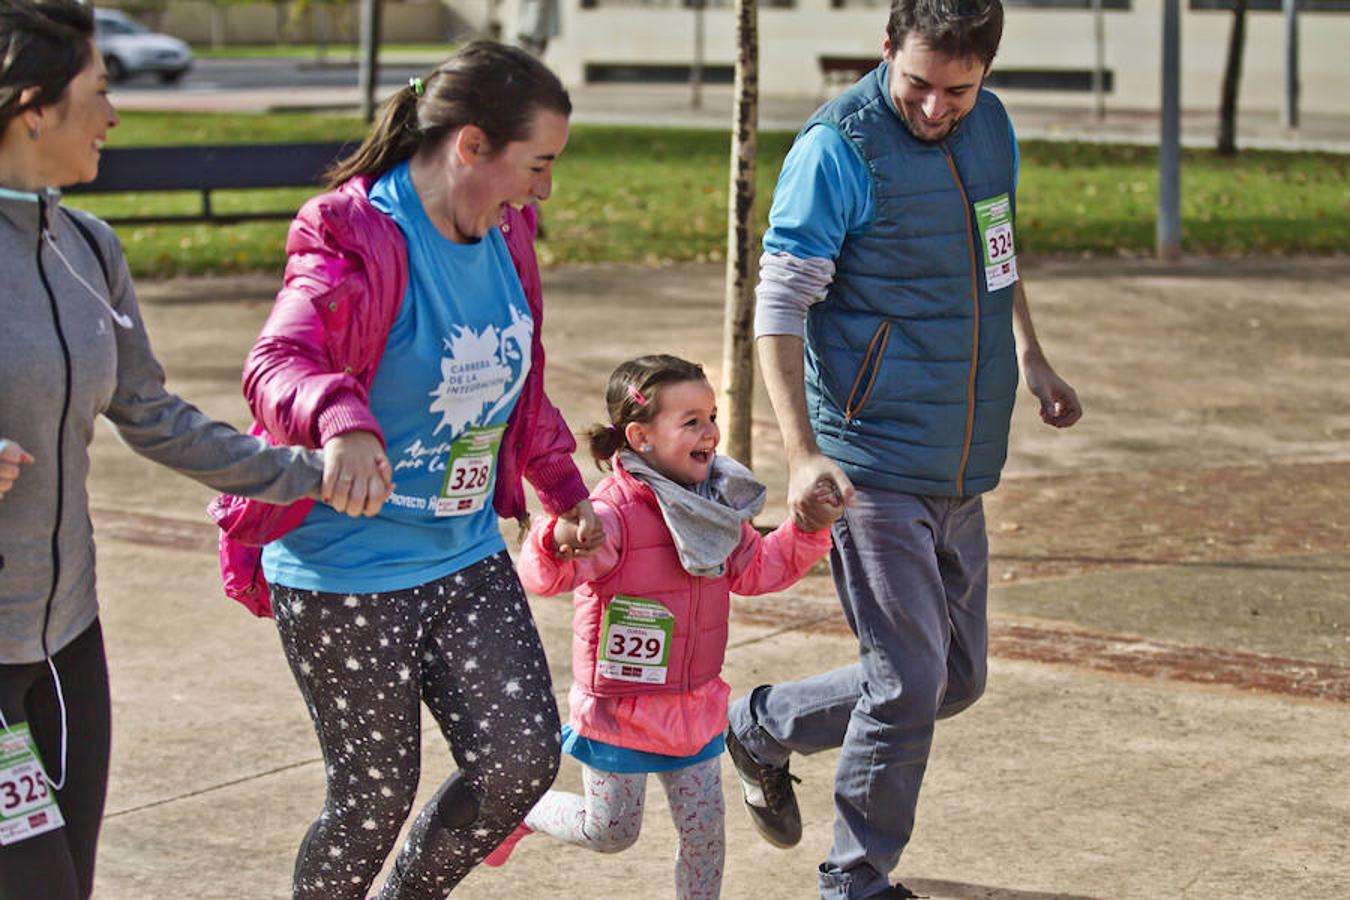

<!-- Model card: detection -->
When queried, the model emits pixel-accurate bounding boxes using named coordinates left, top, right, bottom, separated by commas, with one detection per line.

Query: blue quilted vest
left=803, top=64, right=1020, bottom=497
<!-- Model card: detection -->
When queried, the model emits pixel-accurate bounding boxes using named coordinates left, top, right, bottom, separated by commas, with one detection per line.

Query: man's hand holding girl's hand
left=321, top=431, right=394, bottom=517
left=803, top=478, right=846, bottom=530
left=789, top=452, right=853, bottom=533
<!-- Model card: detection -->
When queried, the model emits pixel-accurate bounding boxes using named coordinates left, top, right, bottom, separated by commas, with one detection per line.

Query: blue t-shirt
left=264, top=161, right=534, bottom=593
left=561, top=725, right=725, bottom=774
left=764, top=107, right=1020, bottom=260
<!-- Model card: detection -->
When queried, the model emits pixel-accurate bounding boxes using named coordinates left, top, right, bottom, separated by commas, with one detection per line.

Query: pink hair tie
left=627, top=385, right=647, bottom=407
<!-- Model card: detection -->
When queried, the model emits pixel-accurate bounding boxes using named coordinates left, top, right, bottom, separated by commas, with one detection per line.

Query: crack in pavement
left=104, top=757, right=321, bottom=820
left=104, top=684, right=581, bottom=822
left=731, top=602, right=1350, bottom=704
left=92, top=502, right=1350, bottom=704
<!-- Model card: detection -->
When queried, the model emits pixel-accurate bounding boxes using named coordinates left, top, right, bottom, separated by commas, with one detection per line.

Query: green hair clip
left=408, top=76, right=425, bottom=96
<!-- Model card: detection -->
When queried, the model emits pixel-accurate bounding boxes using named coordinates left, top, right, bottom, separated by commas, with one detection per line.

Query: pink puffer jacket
left=518, top=457, right=832, bottom=757
left=210, top=175, right=588, bottom=616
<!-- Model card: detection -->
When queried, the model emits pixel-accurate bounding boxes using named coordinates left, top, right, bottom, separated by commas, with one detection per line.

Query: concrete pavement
left=110, top=74, right=1350, bottom=153
left=80, top=256, right=1350, bottom=899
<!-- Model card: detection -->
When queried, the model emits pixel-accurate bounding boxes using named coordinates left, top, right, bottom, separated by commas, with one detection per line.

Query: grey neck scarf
left=619, top=449, right=766, bottom=577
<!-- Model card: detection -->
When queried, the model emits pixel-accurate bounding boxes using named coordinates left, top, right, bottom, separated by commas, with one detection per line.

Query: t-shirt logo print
left=428, top=306, right=534, bottom=435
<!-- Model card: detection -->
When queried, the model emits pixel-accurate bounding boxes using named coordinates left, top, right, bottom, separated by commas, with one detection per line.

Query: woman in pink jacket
left=236, top=42, right=600, bottom=900
left=485, top=355, right=840, bottom=898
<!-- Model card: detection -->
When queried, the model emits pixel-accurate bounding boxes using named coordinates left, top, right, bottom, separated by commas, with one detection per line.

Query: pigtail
left=587, top=424, right=626, bottom=470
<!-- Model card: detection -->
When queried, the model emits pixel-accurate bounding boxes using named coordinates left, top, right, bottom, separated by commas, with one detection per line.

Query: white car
left=93, top=8, right=193, bottom=84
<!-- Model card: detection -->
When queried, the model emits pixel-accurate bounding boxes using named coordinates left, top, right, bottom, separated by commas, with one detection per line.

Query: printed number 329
left=608, top=632, right=662, bottom=661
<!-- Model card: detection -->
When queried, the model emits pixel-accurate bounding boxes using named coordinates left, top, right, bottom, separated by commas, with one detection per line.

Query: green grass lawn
left=72, top=112, right=1349, bottom=278
left=1016, top=142, right=1346, bottom=256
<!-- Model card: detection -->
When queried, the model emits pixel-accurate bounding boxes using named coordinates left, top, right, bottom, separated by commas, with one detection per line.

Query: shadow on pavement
left=907, top=877, right=1100, bottom=899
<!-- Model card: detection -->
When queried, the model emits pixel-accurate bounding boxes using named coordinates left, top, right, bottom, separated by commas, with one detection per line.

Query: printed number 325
left=0, top=773, right=47, bottom=813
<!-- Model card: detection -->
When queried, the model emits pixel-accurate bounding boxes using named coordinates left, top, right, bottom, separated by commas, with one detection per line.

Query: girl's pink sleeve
left=516, top=500, right=623, bottom=596
left=726, top=518, right=832, bottom=597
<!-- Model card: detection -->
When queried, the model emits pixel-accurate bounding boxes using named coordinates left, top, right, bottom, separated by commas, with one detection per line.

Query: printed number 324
left=987, top=225, right=1013, bottom=261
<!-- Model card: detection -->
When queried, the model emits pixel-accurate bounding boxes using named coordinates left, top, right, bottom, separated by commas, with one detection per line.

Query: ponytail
left=324, top=85, right=422, bottom=188
left=586, top=423, right=627, bottom=467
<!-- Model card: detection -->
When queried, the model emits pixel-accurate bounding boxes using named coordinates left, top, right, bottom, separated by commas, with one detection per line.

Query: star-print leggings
left=524, top=757, right=725, bottom=899
left=271, top=551, right=561, bottom=900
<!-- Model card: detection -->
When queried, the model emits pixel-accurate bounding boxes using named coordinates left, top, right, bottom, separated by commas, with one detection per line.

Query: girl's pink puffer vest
left=570, top=464, right=734, bottom=699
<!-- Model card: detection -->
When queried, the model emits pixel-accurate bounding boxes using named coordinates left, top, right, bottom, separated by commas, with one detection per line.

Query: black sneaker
left=725, top=727, right=802, bottom=848
left=874, top=883, right=925, bottom=899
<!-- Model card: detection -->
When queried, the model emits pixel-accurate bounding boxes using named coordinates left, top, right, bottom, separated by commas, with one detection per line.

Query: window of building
left=1189, top=0, right=1349, bottom=11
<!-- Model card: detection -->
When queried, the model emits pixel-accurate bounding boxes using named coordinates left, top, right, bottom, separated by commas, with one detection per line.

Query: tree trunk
left=720, top=0, right=758, bottom=466
left=691, top=0, right=705, bottom=110
left=314, top=5, right=329, bottom=65
left=1217, top=0, right=1248, bottom=155
left=358, top=0, right=382, bottom=124
left=210, top=4, right=226, bottom=50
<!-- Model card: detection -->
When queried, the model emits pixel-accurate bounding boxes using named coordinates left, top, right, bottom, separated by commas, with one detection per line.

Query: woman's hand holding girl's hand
left=0, top=439, right=34, bottom=502
left=552, top=516, right=583, bottom=559
left=321, top=431, right=394, bottom=517
left=553, top=500, right=604, bottom=560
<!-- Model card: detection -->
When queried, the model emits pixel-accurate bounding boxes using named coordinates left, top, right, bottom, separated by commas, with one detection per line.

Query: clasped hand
left=789, top=453, right=853, bottom=533
left=551, top=500, right=604, bottom=560
left=321, top=431, right=394, bottom=517
left=0, top=439, right=33, bottom=502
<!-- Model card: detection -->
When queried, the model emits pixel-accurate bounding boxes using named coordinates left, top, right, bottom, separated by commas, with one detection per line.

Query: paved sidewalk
left=82, top=256, right=1350, bottom=899
left=113, top=78, right=1350, bottom=153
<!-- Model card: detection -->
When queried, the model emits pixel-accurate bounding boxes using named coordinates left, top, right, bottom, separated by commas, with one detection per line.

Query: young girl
left=485, top=354, right=840, bottom=898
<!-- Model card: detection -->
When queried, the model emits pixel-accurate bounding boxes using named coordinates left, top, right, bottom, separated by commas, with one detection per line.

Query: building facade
left=510, top=0, right=1349, bottom=117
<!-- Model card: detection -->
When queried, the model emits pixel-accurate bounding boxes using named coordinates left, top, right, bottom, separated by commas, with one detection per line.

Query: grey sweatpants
left=728, top=487, right=989, bottom=900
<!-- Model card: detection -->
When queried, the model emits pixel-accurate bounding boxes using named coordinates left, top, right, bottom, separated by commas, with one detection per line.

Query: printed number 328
left=448, top=463, right=489, bottom=492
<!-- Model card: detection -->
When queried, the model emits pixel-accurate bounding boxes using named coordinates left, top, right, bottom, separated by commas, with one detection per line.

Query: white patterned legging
left=525, top=757, right=726, bottom=899
left=271, top=552, right=561, bottom=900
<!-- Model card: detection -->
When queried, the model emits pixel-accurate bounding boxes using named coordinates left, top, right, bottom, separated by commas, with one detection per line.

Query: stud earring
left=28, top=125, right=40, bottom=141
left=639, top=444, right=652, bottom=453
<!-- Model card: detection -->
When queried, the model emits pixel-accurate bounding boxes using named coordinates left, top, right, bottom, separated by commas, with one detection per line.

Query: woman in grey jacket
left=0, top=2, right=361, bottom=896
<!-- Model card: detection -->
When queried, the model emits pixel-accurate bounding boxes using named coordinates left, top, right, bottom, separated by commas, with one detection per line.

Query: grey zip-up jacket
left=0, top=189, right=322, bottom=663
